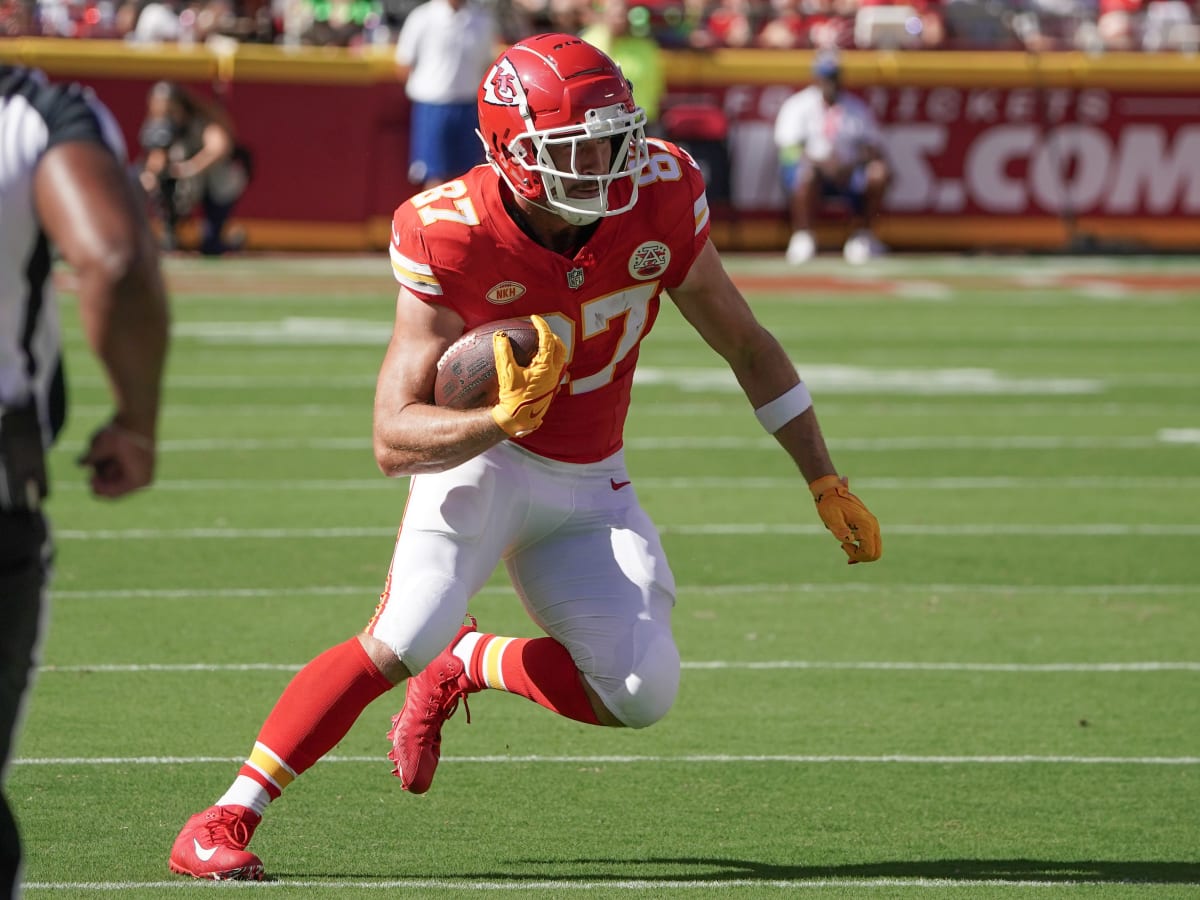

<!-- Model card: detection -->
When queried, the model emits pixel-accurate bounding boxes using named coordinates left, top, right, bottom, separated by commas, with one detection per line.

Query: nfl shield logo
left=566, top=267, right=585, bottom=290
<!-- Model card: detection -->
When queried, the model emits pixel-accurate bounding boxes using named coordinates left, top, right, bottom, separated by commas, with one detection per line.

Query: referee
left=0, top=66, right=169, bottom=899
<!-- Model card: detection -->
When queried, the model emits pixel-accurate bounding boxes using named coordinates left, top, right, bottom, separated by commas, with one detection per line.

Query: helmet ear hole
left=476, top=32, right=649, bottom=221
left=501, top=136, right=540, bottom=199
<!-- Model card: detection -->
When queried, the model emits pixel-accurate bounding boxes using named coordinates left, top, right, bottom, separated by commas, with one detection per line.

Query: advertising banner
left=5, top=40, right=1196, bottom=249
left=683, top=81, right=1200, bottom=223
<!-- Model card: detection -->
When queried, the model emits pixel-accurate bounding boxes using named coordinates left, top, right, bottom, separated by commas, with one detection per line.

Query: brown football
left=434, top=317, right=540, bottom=409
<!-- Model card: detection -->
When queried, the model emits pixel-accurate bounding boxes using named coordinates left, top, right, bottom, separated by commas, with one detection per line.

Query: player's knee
left=590, top=622, right=680, bottom=729
left=368, top=572, right=469, bottom=673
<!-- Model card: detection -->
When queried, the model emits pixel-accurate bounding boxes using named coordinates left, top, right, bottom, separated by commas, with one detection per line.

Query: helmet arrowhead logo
left=483, top=58, right=526, bottom=107
left=491, top=72, right=517, bottom=103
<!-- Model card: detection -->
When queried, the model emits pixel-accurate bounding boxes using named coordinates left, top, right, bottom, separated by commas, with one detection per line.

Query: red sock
left=237, top=637, right=393, bottom=797
left=463, top=635, right=601, bottom=725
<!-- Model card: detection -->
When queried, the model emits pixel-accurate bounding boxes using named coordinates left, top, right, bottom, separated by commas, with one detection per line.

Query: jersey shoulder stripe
left=389, top=242, right=443, bottom=295
left=693, top=193, right=710, bottom=236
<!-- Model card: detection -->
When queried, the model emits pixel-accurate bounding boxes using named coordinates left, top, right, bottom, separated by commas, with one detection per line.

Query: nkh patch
left=486, top=281, right=526, bottom=304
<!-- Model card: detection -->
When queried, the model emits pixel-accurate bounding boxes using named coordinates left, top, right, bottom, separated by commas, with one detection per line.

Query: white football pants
left=367, top=440, right=680, bottom=728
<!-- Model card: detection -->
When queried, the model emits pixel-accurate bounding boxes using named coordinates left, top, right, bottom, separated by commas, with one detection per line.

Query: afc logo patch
left=628, top=241, right=670, bottom=280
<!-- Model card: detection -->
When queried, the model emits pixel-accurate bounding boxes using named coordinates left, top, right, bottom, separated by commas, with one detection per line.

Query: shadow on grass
left=274, top=858, right=1200, bottom=884
left=567, top=858, right=1200, bottom=883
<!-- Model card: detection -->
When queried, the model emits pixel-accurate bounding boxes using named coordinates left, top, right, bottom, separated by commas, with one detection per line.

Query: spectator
left=1014, top=0, right=1088, bottom=49
left=137, top=80, right=251, bottom=255
left=545, top=0, right=592, bottom=32
left=0, top=65, right=170, bottom=900
left=131, top=0, right=183, bottom=40
left=297, top=0, right=377, bottom=45
left=941, top=0, right=1021, bottom=49
left=112, top=0, right=143, bottom=36
left=1092, top=0, right=1140, bottom=48
left=795, top=0, right=857, bottom=49
left=33, top=0, right=78, bottom=34
left=505, top=0, right=557, bottom=34
left=1138, top=0, right=1196, bottom=50
left=394, top=0, right=497, bottom=188
left=379, top=0, right=423, bottom=35
left=695, top=0, right=763, bottom=46
left=758, top=0, right=808, bottom=48
left=773, top=51, right=891, bottom=264
left=853, top=0, right=946, bottom=48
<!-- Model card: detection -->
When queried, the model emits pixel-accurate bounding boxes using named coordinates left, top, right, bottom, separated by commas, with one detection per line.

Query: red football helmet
left=476, top=33, right=650, bottom=225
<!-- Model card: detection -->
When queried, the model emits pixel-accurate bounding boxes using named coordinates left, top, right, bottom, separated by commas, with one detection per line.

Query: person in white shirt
left=130, top=0, right=182, bottom=41
left=773, top=52, right=892, bottom=265
left=394, top=0, right=497, bottom=188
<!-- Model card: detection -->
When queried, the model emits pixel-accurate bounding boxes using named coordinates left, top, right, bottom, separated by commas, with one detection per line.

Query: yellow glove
left=491, top=314, right=566, bottom=438
left=809, top=474, right=881, bottom=565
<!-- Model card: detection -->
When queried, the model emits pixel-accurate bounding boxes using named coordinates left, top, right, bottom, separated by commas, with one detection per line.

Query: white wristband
left=754, top=382, right=813, bottom=433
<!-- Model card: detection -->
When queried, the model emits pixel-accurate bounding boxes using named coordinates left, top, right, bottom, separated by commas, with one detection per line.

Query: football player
left=169, top=33, right=881, bottom=880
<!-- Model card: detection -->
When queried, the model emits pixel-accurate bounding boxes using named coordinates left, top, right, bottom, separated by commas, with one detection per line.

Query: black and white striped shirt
left=0, top=66, right=127, bottom=448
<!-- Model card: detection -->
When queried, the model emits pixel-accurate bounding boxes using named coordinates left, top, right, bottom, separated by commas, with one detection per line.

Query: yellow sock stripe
left=482, top=637, right=515, bottom=692
left=249, top=742, right=297, bottom=791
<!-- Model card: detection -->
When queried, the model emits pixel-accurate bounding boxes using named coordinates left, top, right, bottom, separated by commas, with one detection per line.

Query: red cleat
left=387, top=616, right=479, bottom=793
left=168, top=805, right=264, bottom=881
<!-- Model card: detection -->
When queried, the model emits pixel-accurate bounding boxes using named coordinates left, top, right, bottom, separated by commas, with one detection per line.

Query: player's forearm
left=727, top=326, right=809, bottom=411
left=373, top=404, right=505, bottom=476
left=78, top=254, right=170, bottom=440
left=729, top=334, right=837, bottom=483
left=772, top=407, right=837, bottom=485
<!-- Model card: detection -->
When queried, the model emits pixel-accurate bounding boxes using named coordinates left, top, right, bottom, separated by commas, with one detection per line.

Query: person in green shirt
left=580, top=2, right=666, bottom=134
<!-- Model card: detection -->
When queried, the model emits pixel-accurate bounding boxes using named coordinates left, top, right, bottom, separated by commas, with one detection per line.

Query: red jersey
left=389, top=139, right=711, bottom=464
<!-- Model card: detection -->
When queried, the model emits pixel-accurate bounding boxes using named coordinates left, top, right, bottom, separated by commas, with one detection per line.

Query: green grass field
left=10, top=252, right=1200, bottom=899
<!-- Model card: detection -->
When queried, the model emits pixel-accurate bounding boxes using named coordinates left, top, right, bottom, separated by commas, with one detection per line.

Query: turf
left=10, top=252, right=1200, bottom=899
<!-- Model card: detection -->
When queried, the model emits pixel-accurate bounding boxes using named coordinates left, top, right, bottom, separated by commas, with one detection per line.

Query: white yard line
left=68, top=372, right=1200, bottom=392
left=35, top=661, right=1200, bottom=674
left=50, top=524, right=1200, bottom=540
left=22, top=875, right=1191, bottom=891
left=51, top=582, right=1200, bottom=600
left=13, top=754, right=1200, bottom=766
left=47, top=475, right=1200, bottom=492
left=163, top=316, right=1200, bottom=344
left=75, top=375, right=377, bottom=388
left=63, top=435, right=1184, bottom=452
left=683, top=661, right=1200, bottom=672
left=70, top=401, right=1200, bottom=418
left=663, top=524, right=1200, bottom=536
left=625, top=436, right=1174, bottom=451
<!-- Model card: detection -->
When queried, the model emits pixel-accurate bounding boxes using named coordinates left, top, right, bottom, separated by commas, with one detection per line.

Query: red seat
left=660, top=101, right=738, bottom=244
left=660, top=103, right=729, bottom=142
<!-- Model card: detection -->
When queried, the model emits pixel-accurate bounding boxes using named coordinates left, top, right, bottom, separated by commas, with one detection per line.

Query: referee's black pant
left=0, top=510, right=50, bottom=900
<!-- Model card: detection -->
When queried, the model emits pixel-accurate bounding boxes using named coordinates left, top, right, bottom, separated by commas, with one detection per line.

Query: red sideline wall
left=2, top=39, right=1198, bottom=252
left=666, top=48, right=1200, bottom=252
left=0, top=40, right=411, bottom=250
